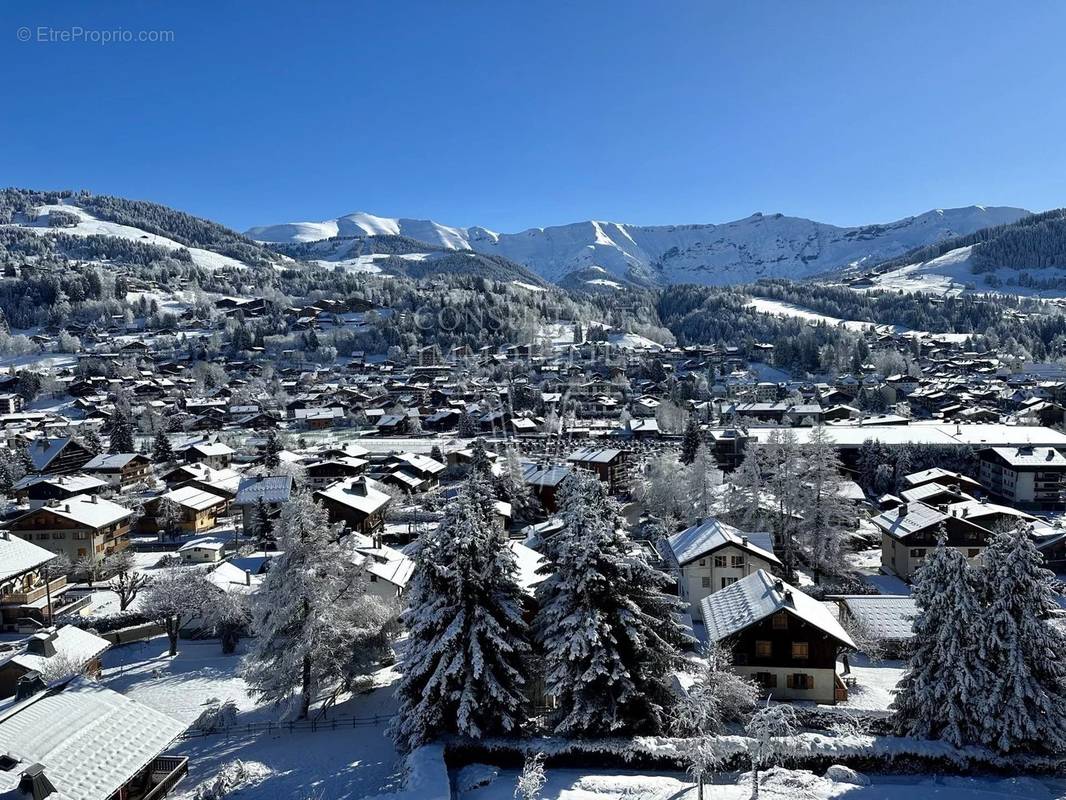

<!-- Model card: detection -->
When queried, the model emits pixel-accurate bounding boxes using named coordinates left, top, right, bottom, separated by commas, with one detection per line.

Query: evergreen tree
left=892, top=532, right=991, bottom=746
left=243, top=492, right=394, bottom=718
left=534, top=472, right=692, bottom=736
left=152, top=430, right=174, bottom=463
left=469, top=437, right=493, bottom=476
left=726, top=444, right=770, bottom=531
left=458, top=413, right=478, bottom=438
left=250, top=497, right=274, bottom=549
left=975, top=524, right=1066, bottom=752
left=680, top=416, right=702, bottom=465
left=393, top=470, right=531, bottom=750
left=81, top=428, right=103, bottom=454
left=685, top=443, right=720, bottom=523
left=108, top=411, right=135, bottom=453
left=263, top=430, right=282, bottom=470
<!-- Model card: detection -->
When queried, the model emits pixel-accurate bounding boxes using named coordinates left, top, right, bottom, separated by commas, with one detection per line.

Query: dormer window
left=772, top=611, right=788, bottom=630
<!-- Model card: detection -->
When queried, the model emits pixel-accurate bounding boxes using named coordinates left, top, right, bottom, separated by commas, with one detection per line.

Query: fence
left=180, top=713, right=394, bottom=739
left=99, top=621, right=166, bottom=645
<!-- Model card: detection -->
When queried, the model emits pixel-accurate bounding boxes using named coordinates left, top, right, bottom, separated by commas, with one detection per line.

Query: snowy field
left=458, top=766, right=1066, bottom=800
left=99, top=639, right=404, bottom=799
left=745, top=297, right=972, bottom=344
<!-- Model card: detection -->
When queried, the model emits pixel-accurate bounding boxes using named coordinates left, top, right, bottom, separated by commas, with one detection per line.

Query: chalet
left=82, top=452, right=153, bottom=488
left=0, top=677, right=188, bottom=800
left=315, top=476, right=391, bottom=534
left=831, top=594, right=916, bottom=659
left=0, top=534, right=73, bottom=632
left=8, top=495, right=133, bottom=566
left=659, top=518, right=780, bottom=622
left=520, top=462, right=571, bottom=513
left=872, top=501, right=993, bottom=581
left=388, top=452, right=446, bottom=488
left=183, top=440, right=235, bottom=470
left=25, top=437, right=96, bottom=474
left=148, top=486, right=228, bottom=535
left=303, top=457, right=368, bottom=488
left=700, top=570, right=855, bottom=704
left=12, top=473, right=109, bottom=510
left=565, top=447, right=630, bottom=494
left=0, top=626, right=110, bottom=698
left=232, top=475, right=294, bottom=536
left=902, top=467, right=983, bottom=495
left=178, top=536, right=228, bottom=563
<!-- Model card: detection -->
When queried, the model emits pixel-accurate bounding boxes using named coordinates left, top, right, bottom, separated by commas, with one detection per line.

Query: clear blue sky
left=2, top=1, right=1065, bottom=233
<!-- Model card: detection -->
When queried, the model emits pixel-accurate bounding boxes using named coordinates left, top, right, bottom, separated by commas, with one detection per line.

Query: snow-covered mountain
left=247, top=206, right=1030, bottom=286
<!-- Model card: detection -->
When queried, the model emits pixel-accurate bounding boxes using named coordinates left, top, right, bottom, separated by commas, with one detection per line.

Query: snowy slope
left=247, top=206, right=1029, bottom=286
left=5, top=202, right=256, bottom=271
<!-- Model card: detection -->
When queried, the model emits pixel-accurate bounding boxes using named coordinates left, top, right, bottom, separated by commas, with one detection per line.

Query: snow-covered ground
left=746, top=297, right=972, bottom=344
left=10, top=203, right=251, bottom=271
left=458, top=766, right=1064, bottom=800
left=100, top=638, right=404, bottom=799
left=864, top=244, right=1066, bottom=299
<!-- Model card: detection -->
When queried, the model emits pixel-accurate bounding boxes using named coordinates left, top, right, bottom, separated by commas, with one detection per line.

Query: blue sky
left=2, top=1, right=1065, bottom=233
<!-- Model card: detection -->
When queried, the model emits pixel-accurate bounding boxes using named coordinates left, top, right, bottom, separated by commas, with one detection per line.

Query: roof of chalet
left=700, top=569, right=855, bottom=649
left=664, top=518, right=779, bottom=567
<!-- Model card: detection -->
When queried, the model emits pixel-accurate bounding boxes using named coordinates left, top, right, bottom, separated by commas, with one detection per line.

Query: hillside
left=268, top=234, right=551, bottom=286
left=247, top=206, right=1029, bottom=286
left=851, top=208, right=1066, bottom=296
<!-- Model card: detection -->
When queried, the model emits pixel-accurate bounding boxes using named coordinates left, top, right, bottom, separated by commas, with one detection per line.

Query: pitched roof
left=0, top=533, right=55, bottom=583
left=316, top=477, right=391, bottom=516
left=664, top=518, right=779, bottom=567
left=19, top=495, right=133, bottom=529
left=163, top=485, right=227, bottom=511
left=0, top=678, right=186, bottom=800
left=699, top=569, right=855, bottom=649
left=233, top=475, right=294, bottom=506
left=839, top=595, right=917, bottom=641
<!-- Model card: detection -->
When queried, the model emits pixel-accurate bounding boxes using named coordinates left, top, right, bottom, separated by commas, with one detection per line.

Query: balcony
left=124, top=756, right=189, bottom=800
left=0, top=577, right=67, bottom=607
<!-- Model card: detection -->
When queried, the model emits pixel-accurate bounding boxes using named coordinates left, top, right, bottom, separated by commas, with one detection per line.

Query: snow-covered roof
left=233, top=475, right=294, bottom=506
left=23, top=495, right=133, bottom=529
left=983, top=445, right=1066, bottom=467
left=393, top=451, right=446, bottom=475
left=82, top=453, right=145, bottom=470
left=839, top=595, right=917, bottom=642
left=8, top=626, right=110, bottom=674
left=164, top=485, right=227, bottom=511
left=178, top=536, right=227, bottom=552
left=12, top=474, right=109, bottom=494
left=316, top=477, right=391, bottom=515
left=0, top=533, right=55, bottom=583
left=0, top=678, right=186, bottom=800
left=25, top=437, right=79, bottom=472
left=664, top=518, right=779, bottom=567
left=187, top=441, right=234, bottom=457
left=566, top=446, right=624, bottom=464
left=507, top=540, right=545, bottom=595
left=700, top=569, right=855, bottom=649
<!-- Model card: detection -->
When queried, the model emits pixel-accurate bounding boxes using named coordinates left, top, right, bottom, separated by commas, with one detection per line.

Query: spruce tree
left=152, top=430, right=174, bottom=463
left=680, top=416, right=701, bottom=465
left=535, top=471, right=692, bottom=736
left=892, top=532, right=991, bottom=746
left=393, top=470, right=531, bottom=750
left=108, top=411, right=135, bottom=453
left=263, top=430, right=282, bottom=470
left=976, top=524, right=1066, bottom=752
left=800, top=425, right=852, bottom=576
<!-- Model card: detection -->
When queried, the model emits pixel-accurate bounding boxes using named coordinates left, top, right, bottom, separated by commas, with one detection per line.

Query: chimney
left=244, top=570, right=251, bottom=586
left=773, top=579, right=784, bottom=593
left=62, top=504, right=69, bottom=514
left=15, top=672, right=46, bottom=701
left=349, top=478, right=367, bottom=496
left=16, top=763, right=56, bottom=800
left=90, top=495, right=97, bottom=504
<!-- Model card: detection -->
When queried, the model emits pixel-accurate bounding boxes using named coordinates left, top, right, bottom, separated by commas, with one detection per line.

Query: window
left=701, top=577, right=711, bottom=589
left=967, top=548, right=980, bottom=558
left=754, top=672, right=777, bottom=688
left=52, top=532, right=66, bottom=540
left=731, top=555, right=745, bottom=568
left=787, top=673, right=814, bottom=690
left=772, top=612, right=788, bottom=630
left=721, top=577, right=737, bottom=589
left=755, top=640, right=772, bottom=658
left=791, top=641, right=809, bottom=660
left=909, top=548, right=926, bottom=558
left=713, top=555, right=727, bottom=568
left=369, top=574, right=378, bottom=582
left=698, top=558, right=706, bottom=567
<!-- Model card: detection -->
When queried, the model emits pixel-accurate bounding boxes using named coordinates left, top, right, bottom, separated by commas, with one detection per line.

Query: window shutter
left=786, top=674, right=794, bottom=689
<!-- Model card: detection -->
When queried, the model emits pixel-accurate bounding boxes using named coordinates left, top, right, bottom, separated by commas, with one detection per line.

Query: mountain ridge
left=247, top=205, right=1030, bottom=286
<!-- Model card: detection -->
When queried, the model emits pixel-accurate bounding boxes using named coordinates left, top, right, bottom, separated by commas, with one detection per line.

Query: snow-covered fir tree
left=108, top=410, right=135, bottom=453
left=263, top=430, right=282, bottom=470
left=534, top=471, right=692, bottom=736
left=680, top=416, right=702, bottom=465
left=975, top=524, right=1066, bottom=752
left=152, top=430, right=173, bottom=463
left=891, top=532, right=991, bottom=746
left=243, top=490, right=395, bottom=718
left=685, top=443, right=721, bottom=523
left=393, top=469, right=531, bottom=751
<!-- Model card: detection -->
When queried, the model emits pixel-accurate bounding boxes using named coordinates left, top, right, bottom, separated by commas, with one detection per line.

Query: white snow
left=11, top=203, right=250, bottom=272
left=246, top=206, right=1028, bottom=286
